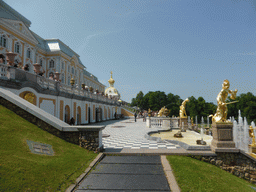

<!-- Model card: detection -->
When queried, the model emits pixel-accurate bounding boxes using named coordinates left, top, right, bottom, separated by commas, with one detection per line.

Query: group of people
left=134, top=111, right=148, bottom=122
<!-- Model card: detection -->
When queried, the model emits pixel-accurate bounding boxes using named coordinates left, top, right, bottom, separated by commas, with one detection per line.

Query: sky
left=4, top=0, right=256, bottom=104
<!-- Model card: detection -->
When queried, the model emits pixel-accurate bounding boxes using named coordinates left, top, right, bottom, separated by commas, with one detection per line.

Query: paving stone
left=100, top=156, right=161, bottom=164
left=77, top=174, right=170, bottom=190
left=91, top=164, right=165, bottom=174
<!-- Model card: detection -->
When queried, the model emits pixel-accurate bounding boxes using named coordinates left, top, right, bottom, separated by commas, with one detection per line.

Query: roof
left=0, top=0, right=31, bottom=27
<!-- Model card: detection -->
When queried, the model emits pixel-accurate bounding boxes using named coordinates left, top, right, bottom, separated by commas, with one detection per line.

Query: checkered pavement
left=101, top=119, right=181, bottom=150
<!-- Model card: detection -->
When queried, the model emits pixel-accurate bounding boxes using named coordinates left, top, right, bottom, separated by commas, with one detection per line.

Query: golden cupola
left=108, top=71, right=115, bottom=87
left=105, top=71, right=120, bottom=99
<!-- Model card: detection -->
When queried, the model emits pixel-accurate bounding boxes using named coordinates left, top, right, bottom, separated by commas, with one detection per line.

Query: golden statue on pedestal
left=179, top=98, right=189, bottom=118
left=249, top=126, right=256, bottom=147
left=209, top=79, right=238, bottom=123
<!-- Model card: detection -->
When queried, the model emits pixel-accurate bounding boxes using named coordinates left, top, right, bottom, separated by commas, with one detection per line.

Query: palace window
left=68, top=65, right=70, bottom=72
left=75, top=70, right=77, bottom=75
left=40, top=59, right=43, bottom=66
left=72, top=67, right=74, bottom=74
left=0, top=35, right=7, bottom=48
left=49, top=60, right=54, bottom=68
left=27, top=48, right=31, bottom=58
left=14, top=42, right=20, bottom=53
left=61, top=62, right=64, bottom=69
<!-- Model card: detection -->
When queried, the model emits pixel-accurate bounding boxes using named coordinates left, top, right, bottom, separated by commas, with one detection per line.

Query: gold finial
left=110, top=71, right=113, bottom=78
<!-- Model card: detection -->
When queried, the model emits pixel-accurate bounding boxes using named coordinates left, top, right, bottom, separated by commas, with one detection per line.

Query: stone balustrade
left=146, top=117, right=179, bottom=130
left=0, top=64, right=118, bottom=105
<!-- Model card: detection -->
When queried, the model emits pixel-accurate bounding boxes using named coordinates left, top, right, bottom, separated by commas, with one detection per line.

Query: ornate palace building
left=0, top=0, right=104, bottom=92
left=0, top=0, right=122, bottom=125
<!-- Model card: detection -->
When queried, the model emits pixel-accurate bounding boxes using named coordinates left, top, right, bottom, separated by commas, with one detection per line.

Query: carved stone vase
left=54, top=72, right=60, bottom=81
left=5, top=52, right=17, bottom=66
left=33, top=63, right=41, bottom=74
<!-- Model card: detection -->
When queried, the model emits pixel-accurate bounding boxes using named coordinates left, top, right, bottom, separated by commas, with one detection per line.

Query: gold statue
left=148, top=108, right=152, bottom=117
left=157, top=106, right=169, bottom=117
left=209, top=79, right=238, bottom=123
left=249, top=126, right=256, bottom=147
left=179, top=98, right=189, bottom=118
left=191, top=117, right=194, bottom=126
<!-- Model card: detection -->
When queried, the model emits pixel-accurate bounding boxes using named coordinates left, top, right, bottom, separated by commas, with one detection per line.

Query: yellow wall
left=121, top=108, right=134, bottom=116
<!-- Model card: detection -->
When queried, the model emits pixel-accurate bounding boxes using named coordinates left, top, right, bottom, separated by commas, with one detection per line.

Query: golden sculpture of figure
left=179, top=98, right=189, bottom=118
left=210, top=79, right=238, bottom=123
left=157, top=106, right=170, bottom=117
left=157, top=106, right=165, bottom=117
left=148, top=108, right=152, bottom=117
left=191, top=117, right=194, bottom=126
left=249, top=126, right=256, bottom=147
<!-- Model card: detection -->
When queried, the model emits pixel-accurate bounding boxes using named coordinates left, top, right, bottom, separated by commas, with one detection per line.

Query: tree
left=166, top=93, right=182, bottom=117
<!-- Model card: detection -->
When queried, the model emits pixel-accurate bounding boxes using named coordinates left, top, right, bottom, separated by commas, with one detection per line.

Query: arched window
left=68, top=65, right=70, bottom=72
left=27, top=48, right=31, bottom=58
left=72, top=67, right=74, bottom=74
left=61, top=62, right=64, bottom=69
left=0, top=35, right=7, bottom=48
left=14, top=42, right=20, bottom=53
left=49, top=60, right=54, bottom=68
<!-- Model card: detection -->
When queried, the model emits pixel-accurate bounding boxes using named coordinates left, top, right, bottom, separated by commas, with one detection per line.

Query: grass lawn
left=167, top=155, right=256, bottom=192
left=0, top=105, right=98, bottom=191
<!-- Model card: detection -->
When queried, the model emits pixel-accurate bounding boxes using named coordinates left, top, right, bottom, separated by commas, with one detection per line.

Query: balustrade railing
left=0, top=65, right=119, bottom=105
left=0, top=63, right=8, bottom=79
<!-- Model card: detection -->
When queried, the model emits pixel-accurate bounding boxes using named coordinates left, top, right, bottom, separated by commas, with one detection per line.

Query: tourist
left=22, top=64, right=29, bottom=71
left=134, top=112, right=137, bottom=122
left=69, top=117, right=75, bottom=125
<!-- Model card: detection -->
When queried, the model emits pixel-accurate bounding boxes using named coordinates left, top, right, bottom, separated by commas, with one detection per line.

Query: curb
left=161, top=155, right=181, bottom=192
left=65, top=153, right=105, bottom=192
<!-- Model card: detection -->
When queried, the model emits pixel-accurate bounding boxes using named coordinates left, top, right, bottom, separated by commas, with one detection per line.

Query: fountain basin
left=148, top=130, right=213, bottom=151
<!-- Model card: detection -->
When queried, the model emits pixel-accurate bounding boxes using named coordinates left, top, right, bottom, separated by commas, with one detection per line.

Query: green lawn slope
left=0, top=105, right=98, bottom=191
left=167, top=155, right=256, bottom=192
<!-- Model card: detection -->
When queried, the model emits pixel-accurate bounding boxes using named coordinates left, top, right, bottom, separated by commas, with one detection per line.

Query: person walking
left=134, top=112, right=137, bottom=122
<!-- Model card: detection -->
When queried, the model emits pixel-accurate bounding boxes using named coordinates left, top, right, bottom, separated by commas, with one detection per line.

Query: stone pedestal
left=211, top=122, right=238, bottom=152
left=179, top=118, right=188, bottom=131
left=162, top=119, right=170, bottom=130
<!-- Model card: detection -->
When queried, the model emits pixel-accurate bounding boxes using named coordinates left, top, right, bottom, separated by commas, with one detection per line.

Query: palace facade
left=0, top=0, right=104, bottom=92
left=0, top=0, right=122, bottom=125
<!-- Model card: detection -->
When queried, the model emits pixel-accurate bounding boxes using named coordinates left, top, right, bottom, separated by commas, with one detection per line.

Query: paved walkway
left=96, top=118, right=182, bottom=152
left=75, top=155, right=172, bottom=192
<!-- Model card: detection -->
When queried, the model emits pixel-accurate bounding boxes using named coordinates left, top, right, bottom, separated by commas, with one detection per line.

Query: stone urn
left=5, top=52, right=17, bottom=66
left=54, top=72, right=60, bottom=81
left=33, top=63, right=41, bottom=74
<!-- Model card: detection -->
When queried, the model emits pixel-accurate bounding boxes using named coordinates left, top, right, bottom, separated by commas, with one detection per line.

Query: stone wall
left=0, top=96, right=102, bottom=151
left=190, top=152, right=256, bottom=184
